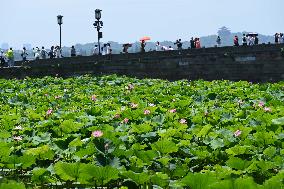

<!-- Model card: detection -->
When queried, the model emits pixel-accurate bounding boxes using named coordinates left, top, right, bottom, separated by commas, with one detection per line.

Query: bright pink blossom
left=127, top=84, right=134, bottom=90
left=46, top=109, right=53, bottom=116
left=91, top=95, right=97, bottom=101
left=264, top=107, right=272, bottom=112
left=169, top=109, right=177, bottom=113
left=123, top=118, right=129, bottom=123
left=92, top=130, right=103, bottom=138
left=258, top=101, right=265, bottom=108
left=144, top=110, right=151, bottom=115
left=114, top=114, right=121, bottom=119
left=180, top=119, right=187, bottom=124
left=234, top=130, right=242, bottom=137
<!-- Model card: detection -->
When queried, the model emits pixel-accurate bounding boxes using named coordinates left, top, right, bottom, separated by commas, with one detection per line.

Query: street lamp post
left=93, top=9, right=103, bottom=55
left=57, top=15, right=63, bottom=49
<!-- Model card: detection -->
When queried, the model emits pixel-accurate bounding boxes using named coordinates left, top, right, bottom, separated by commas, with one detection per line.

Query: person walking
left=195, top=38, right=201, bottom=48
left=190, top=37, right=195, bottom=49
left=106, top=43, right=112, bottom=55
left=6, top=48, right=14, bottom=67
left=55, top=46, right=61, bottom=58
left=140, top=40, right=146, bottom=53
left=41, top=46, right=48, bottom=59
left=155, top=41, right=161, bottom=51
left=234, top=36, right=239, bottom=46
left=34, top=47, right=41, bottom=60
left=242, top=34, right=247, bottom=46
left=175, top=39, right=183, bottom=50
left=275, top=33, right=279, bottom=44
left=0, top=50, right=5, bottom=67
left=254, top=36, right=259, bottom=45
left=48, top=46, right=55, bottom=59
left=71, top=46, right=76, bottom=57
left=21, top=47, right=28, bottom=61
left=216, top=36, right=221, bottom=47
left=93, top=45, right=99, bottom=55
left=248, top=36, right=254, bottom=46
left=280, top=33, right=284, bottom=44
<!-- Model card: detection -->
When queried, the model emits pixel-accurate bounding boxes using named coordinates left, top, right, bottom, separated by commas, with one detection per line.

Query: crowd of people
left=92, top=43, right=112, bottom=55
left=1, top=32, right=284, bottom=67
left=233, top=34, right=260, bottom=46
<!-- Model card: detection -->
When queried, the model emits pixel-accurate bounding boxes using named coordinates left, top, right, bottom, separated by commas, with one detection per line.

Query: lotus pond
left=0, top=75, right=283, bottom=189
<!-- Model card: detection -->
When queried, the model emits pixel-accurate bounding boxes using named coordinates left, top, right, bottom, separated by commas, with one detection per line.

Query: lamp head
left=95, top=9, right=102, bottom=20
left=57, top=15, right=63, bottom=25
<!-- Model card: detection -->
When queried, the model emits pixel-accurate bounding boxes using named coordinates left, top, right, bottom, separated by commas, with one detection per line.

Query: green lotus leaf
left=25, top=145, right=54, bottom=160
left=59, top=120, right=83, bottom=134
left=69, top=137, right=83, bottom=148
left=263, top=146, right=276, bottom=158
left=134, top=150, right=158, bottom=164
left=210, top=138, right=225, bottom=150
left=0, top=180, right=26, bottom=189
left=151, top=139, right=178, bottom=155
left=197, top=124, right=212, bottom=138
left=150, top=172, right=170, bottom=188
left=31, top=168, right=51, bottom=184
left=272, top=117, right=284, bottom=125
left=121, top=170, right=150, bottom=185
left=209, top=177, right=258, bottom=189
left=181, top=172, right=216, bottom=189
left=226, top=157, right=252, bottom=170
left=54, top=162, right=86, bottom=182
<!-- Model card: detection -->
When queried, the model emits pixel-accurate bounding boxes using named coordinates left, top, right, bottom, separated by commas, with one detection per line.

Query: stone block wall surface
left=1, top=44, right=284, bottom=82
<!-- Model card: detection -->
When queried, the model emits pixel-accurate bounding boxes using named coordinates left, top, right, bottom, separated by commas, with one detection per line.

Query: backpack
left=243, top=36, right=247, bottom=42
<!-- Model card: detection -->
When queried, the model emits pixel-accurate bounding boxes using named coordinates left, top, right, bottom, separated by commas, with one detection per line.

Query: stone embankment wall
left=0, top=44, right=284, bottom=82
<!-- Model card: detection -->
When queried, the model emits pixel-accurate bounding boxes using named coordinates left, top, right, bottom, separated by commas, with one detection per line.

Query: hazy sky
left=1, top=0, right=283, bottom=48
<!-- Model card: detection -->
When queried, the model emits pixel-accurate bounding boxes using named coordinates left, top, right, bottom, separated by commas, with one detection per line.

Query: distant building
left=218, top=26, right=231, bottom=38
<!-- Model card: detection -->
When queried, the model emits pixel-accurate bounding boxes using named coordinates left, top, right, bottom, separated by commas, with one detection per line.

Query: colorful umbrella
left=140, top=36, right=151, bottom=41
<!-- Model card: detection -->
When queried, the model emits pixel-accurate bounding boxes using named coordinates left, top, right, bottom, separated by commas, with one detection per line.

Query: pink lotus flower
left=264, top=107, right=272, bottom=112
left=92, top=130, right=103, bottom=138
left=46, top=109, right=53, bottom=116
left=123, top=118, right=129, bottom=124
left=204, top=111, right=209, bottom=116
left=130, top=103, right=138, bottom=109
left=180, top=119, right=187, bottom=124
left=144, top=109, right=151, bottom=115
left=127, top=84, right=134, bottom=90
left=55, top=95, right=61, bottom=99
left=13, top=136, right=23, bottom=141
left=91, top=95, right=97, bottom=101
left=234, top=130, right=242, bottom=137
left=169, top=109, right=177, bottom=113
left=258, top=101, right=265, bottom=108
left=114, top=114, right=121, bottom=119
